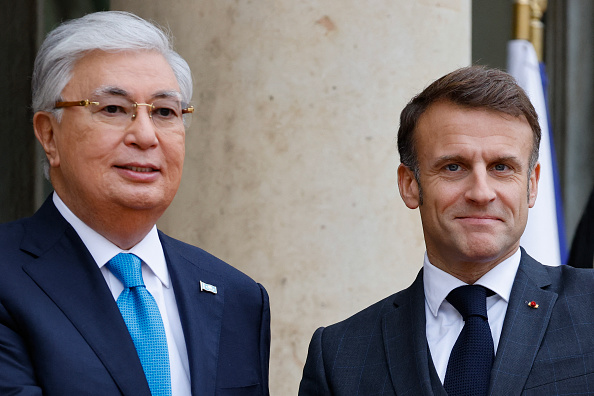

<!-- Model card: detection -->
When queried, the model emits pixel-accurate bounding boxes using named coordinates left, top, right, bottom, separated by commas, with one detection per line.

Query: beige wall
left=111, top=1, right=471, bottom=393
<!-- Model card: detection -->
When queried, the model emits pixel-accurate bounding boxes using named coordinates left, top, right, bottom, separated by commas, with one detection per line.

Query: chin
left=460, top=245, right=509, bottom=264
left=115, top=191, right=172, bottom=212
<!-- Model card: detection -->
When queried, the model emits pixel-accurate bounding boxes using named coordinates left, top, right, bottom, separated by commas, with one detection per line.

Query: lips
left=455, top=215, right=503, bottom=226
left=113, top=163, right=161, bottom=182
left=456, top=215, right=501, bottom=220
left=122, top=165, right=155, bottom=172
left=116, top=164, right=159, bottom=172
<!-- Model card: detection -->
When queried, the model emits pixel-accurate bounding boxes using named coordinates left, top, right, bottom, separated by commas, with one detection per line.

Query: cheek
left=430, top=185, right=465, bottom=212
left=500, top=184, right=528, bottom=213
left=165, top=137, right=185, bottom=174
left=59, top=120, right=116, bottom=159
left=75, top=138, right=118, bottom=170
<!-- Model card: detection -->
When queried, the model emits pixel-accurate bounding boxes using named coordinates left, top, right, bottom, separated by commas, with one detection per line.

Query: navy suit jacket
left=0, top=197, right=270, bottom=395
left=299, top=250, right=594, bottom=395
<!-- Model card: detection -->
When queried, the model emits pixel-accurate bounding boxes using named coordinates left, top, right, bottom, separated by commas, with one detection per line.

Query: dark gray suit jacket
left=299, top=249, right=594, bottom=395
left=0, top=196, right=270, bottom=395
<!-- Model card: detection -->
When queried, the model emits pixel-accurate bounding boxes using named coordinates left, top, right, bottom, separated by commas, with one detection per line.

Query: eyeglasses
left=55, top=94, right=194, bottom=130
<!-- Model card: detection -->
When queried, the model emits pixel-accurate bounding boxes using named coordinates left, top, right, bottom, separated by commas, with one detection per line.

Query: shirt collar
left=53, top=192, right=170, bottom=288
left=423, top=248, right=521, bottom=318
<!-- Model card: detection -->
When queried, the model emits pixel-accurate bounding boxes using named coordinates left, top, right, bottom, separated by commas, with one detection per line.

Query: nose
left=123, top=105, right=158, bottom=149
left=464, top=168, right=496, bottom=204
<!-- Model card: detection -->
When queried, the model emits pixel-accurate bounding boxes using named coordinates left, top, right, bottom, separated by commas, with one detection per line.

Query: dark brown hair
left=397, top=65, right=541, bottom=179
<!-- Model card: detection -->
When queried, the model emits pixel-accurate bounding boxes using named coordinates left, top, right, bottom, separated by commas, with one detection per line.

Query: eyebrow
left=431, top=155, right=465, bottom=169
left=493, top=155, right=525, bottom=171
left=433, top=154, right=524, bottom=169
left=92, top=86, right=182, bottom=101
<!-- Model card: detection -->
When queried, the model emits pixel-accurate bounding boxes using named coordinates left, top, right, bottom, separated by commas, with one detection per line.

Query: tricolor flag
left=507, top=39, right=567, bottom=266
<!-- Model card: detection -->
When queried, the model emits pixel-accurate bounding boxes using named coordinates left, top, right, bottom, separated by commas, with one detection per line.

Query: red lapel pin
left=527, top=300, right=539, bottom=309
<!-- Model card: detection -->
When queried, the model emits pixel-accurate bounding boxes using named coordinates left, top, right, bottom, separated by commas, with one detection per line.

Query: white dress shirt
left=53, top=193, right=191, bottom=395
left=424, top=248, right=521, bottom=383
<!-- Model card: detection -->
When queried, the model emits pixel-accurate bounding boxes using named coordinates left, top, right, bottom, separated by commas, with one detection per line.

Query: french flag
left=507, top=39, right=567, bottom=266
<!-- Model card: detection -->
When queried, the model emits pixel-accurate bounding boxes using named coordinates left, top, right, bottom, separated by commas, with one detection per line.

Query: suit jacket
left=0, top=196, right=270, bottom=395
left=299, top=249, right=594, bottom=395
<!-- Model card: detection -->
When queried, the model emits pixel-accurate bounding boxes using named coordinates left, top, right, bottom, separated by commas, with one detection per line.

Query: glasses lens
left=151, top=99, right=187, bottom=129
left=88, top=94, right=189, bottom=130
left=89, top=95, right=133, bottom=127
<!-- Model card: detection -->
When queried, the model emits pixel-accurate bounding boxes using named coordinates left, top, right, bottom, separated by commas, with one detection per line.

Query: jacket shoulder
left=544, top=263, right=594, bottom=294
left=0, top=218, right=26, bottom=245
left=157, top=231, right=263, bottom=291
left=322, top=285, right=415, bottom=339
left=0, top=217, right=31, bottom=266
left=520, top=249, right=594, bottom=295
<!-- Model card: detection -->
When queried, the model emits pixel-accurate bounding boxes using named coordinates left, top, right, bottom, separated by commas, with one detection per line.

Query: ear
left=33, top=111, right=60, bottom=168
left=528, top=162, right=540, bottom=208
left=398, top=163, right=420, bottom=209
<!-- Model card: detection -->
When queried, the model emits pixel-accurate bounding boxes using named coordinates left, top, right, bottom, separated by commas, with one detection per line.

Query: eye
left=494, top=163, right=508, bottom=171
left=153, top=107, right=177, bottom=118
left=104, top=105, right=124, bottom=114
left=446, top=164, right=461, bottom=172
left=95, top=102, right=129, bottom=117
left=90, top=95, right=131, bottom=117
left=151, top=100, right=183, bottom=120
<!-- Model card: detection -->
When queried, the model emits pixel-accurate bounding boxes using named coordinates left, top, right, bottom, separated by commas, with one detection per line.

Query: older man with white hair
left=0, top=11, right=270, bottom=396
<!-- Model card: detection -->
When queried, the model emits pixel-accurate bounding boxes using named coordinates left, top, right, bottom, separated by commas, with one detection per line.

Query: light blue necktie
left=107, top=253, right=171, bottom=396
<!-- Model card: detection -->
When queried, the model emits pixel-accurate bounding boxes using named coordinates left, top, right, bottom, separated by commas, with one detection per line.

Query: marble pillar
left=111, top=1, right=470, bottom=393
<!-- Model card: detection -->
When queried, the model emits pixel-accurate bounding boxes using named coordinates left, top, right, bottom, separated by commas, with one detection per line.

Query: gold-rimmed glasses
left=55, top=94, right=194, bottom=130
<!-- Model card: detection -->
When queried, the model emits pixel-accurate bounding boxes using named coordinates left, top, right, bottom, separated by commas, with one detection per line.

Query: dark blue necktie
left=443, top=285, right=494, bottom=396
left=107, top=253, right=171, bottom=396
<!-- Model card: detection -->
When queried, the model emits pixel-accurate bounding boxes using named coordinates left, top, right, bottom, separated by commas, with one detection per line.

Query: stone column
left=1, top=0, right=37, bottom=222
left=111, top=1, right=470, bottom=393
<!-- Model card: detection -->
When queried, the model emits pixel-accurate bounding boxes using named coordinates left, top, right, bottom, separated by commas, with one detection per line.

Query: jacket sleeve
left=258, top=283, right=271, bottom=396
left=0, top=300, right=43, bottom=395
left=298, top=327, right=331, bottom=396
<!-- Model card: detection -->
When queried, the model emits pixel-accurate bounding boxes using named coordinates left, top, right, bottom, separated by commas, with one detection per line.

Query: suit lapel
left=383, top=270, right=447, bottom=396
left=20, top=198, right=151, bottom=396
left=488, top=250, right=557, bottom=396
left=161, top=234, right=224, bottom=396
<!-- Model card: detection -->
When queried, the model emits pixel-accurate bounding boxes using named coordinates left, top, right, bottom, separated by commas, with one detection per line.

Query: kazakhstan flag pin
left=200, top=281, right=218, bottom=294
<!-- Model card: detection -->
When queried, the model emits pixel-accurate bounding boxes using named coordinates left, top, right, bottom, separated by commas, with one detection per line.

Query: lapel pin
left=200, top=281, right=218, bottom=294
left=527, top=300, right=539, bottom=309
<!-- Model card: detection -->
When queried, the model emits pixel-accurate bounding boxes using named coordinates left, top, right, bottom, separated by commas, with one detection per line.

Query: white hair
left=32, top=11, right=193, bottom=116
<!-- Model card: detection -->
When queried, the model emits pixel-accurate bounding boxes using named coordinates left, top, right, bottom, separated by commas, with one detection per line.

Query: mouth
left=457, top=215, right=500, bottom=220
left=455, top=215, right=503, bottom=225
left=116, top=164, right=159, bottom=172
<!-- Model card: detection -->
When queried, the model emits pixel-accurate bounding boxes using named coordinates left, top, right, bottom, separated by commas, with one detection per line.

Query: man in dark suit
left=299, top=66, right=594, bottom=395
left=0, top=11, right=270, bottom=395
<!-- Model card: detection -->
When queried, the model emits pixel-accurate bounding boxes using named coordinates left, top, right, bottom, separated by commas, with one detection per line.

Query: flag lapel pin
left=200, top=281, right=218, bottom=294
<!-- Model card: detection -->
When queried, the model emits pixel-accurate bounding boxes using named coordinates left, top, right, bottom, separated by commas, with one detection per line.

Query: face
left=35, top=50, right=185, bottom=224
left=398, top=101, right=539, bottom=279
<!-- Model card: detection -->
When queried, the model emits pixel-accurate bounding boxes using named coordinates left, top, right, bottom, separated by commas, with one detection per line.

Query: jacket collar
left=21, top=196, right=152, bottom=395
left=383, top=269, right=447, bottom=396
left=159, top=232, right=225, bottom=396
left=382, top=249, right=556, bottom=396
left=488, top=248, right=556, bottom=395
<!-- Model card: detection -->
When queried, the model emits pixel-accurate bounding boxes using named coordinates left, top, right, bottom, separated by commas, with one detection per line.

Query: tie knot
left=107, top=253, right=144, bottom=288
left=446, top=285, right=489, bottom=320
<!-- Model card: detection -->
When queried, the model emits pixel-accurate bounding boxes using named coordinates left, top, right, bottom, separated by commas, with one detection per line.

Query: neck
left=426, top=254, right=510, bottom=284
left=56, top=195, right=161, bottom=250
left=89, top=214, right=156, bottom=250
left=51, top=173, right=166, bottom=249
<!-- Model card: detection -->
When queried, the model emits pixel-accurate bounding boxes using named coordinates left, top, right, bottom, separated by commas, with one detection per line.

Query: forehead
left=63, top=50, right=181, bottom=99
left=415, top=101, right=534, bottom=162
